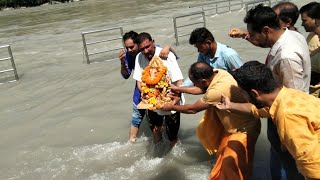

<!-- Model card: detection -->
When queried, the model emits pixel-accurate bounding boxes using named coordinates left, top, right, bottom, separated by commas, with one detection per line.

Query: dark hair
left=308, top=3, right=320, bottom=19
left=299, top=2, right=319, bottom=16
left=272, top=2, right=299, bottom=26
left=244, top=4, right=281, bottom=33
left=135, top=32, right=153, bottom=45
left=122, top=31, right=138, bottom=43
left=189, top=27, right=215, bottom=45
left=189, top=62, right=213, bottom=81
left=232, top=61, right=280, bottom=93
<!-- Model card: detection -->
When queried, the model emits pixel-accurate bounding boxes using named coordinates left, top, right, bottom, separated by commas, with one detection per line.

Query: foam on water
left=6, top=135, right=205, bottom=180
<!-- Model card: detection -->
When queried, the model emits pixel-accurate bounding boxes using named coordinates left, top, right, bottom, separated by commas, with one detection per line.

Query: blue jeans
left=131, top=103, right=146, bottom=128
left=267, top=118, right=304, bottom=180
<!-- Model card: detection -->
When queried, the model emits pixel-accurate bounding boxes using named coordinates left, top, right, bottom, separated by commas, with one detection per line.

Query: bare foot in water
left=169, top=138, right=180, bottom=148
left=128, top=137, right=137, bottom=143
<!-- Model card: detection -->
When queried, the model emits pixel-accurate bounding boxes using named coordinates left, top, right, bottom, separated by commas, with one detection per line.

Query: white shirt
left=268, top=29, right=311, bottom=93
left=133, top=46, right=184, bottom=115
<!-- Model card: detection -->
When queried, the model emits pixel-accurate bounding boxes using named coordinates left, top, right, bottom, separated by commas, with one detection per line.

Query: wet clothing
left=133, top=46, right=183, bottom=115
left=208, top=132, right=258, bottom=180
left=197, top=69, right=261, bottom=180
left=133, top=46, right=183, bottom=141
left=122, top=52, right=146, bottom=127
left=131, top=103, right=146, bottom=128
left=146, top=110, right=180, bottom=141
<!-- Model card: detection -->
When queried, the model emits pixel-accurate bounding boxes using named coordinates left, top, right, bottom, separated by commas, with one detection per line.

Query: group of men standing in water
left=118, top=2, right=320, bottom=180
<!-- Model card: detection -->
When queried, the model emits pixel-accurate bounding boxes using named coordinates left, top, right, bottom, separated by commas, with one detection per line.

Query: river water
left=0, top=0, right=312, bottom=179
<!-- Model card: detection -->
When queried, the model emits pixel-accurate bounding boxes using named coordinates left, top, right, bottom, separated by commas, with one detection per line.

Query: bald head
left=189, top=62, right=213, bottom=82
left=272, top=2, right=299, bottom=27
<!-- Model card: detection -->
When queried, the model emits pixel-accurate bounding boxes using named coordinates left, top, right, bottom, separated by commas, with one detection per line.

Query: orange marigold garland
left=137, top=56, right=172, bottom=110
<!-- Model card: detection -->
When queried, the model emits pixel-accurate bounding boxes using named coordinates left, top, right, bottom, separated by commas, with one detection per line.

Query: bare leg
left=152, top=126, right=163, bottom=144
left=169, top=138, right=178, bottom=148
left=129, top=125, right=139, bottom=142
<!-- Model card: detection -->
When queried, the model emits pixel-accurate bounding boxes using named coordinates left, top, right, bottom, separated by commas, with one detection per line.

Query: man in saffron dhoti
left=217, top=61, right=320, bottom=179
left=161, top=62, right=261, bottom=179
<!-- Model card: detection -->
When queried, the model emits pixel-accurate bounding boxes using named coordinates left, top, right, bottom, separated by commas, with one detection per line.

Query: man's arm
left=170, top=83, right=204, bottom=95
left=279, top=58, right=308, bottom=92
left=181, top=78, right=194, bottom=87
left=216, top=94, right=270, bottom=118
left=215, top=93, right=252, bottom=113
left=119, top=49, right=131, bottom=79
left=159, top=45, right=178, bottom=60
left=161, top=99, right=209, bottom=114
left=137, top=81, right=142, bottom=92
left=173, top=79, right=183, bottom=87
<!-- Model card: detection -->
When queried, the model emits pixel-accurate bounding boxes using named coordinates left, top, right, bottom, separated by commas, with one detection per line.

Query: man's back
left=269, top=87, right=320, bottom=178
left=201, top=69, right=260, bottom=136
left=268, top=29, right=311, bottom=92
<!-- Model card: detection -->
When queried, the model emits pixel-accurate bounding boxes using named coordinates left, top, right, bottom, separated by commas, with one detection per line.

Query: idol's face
left=139, top=39, right=155, bottom=60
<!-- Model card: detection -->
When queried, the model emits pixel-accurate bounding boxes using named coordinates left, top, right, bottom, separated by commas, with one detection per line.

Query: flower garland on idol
left=137, top=56, right=172, bottom=110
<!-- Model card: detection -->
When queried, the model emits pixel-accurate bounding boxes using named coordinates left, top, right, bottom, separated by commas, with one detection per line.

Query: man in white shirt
left=242, top=4, right=311, bottom=180
left=244, top=5, right=311, bottom=93
left=133, top=32, right=183, bottom=147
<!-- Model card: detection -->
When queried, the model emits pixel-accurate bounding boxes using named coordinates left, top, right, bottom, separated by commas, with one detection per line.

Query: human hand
left=228, top=28, right=248, bottom=38
left=159, top=46, right=170, bottom=60
left=169, top=83, right=180, bottom=93
left=216, top=94, right=232, bottom=110
left=167, top=92, right=181, bottom=105
left=118, top=49, right=126, bottom=64
left=159, top=103, right=173, bottom=111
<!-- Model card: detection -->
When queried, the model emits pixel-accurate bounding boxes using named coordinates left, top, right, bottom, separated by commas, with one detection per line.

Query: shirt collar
left=213, top=42, right=222, bottom=59
left=270, top=28, right=288, bottom=56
